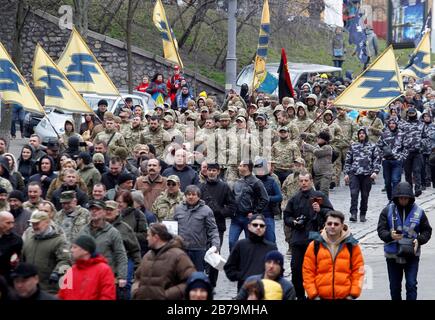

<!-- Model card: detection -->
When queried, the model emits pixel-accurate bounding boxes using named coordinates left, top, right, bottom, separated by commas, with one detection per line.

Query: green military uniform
left=78, top=163, right=101, bottom=196
left=271, top=130, right=301, bottom=172
left=95, top=128, right=127, bottom=158
left=152, top=190, right=184, bottom=221
left=140, top=125, right=171, bottom=159
left=124, top=123, right=144, bottom=153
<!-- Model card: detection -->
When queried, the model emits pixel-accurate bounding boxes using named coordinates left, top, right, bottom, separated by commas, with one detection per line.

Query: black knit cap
left=78, top=152, right=92, bottom=165
left=8, top=190, right=25, bottom=202
left=74, top=235, right=97, bottom=255
left=317, top=130, right=331, bottom=143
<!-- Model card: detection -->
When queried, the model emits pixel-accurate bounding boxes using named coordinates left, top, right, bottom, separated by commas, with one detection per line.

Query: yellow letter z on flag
left=153, top=0, right=183, bottom=69
left=57, top=27, right=120, bottom=96
left=33, top=44, right=94, bottom=114
left=0, top=42, right=44, bottom=114
left=401, top=31, right=431, bottom=80
left=334, top=46, right=403, bottom=111
left=252, top=0, right=270, bottom=90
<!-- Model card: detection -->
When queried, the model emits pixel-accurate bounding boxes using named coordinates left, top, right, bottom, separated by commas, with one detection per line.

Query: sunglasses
left=326, top=221, right=341, bottom=227
left=252, top=223, right=266, bottom=228
left=167, top=182, right=177, bottom=186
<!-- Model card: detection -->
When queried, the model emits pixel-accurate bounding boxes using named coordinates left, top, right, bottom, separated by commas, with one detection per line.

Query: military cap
left=60, top=190, right=77, bottom=203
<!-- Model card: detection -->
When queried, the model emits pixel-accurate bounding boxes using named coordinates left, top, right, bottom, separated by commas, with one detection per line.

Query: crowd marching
left=0, top=64, right=433, bottom=301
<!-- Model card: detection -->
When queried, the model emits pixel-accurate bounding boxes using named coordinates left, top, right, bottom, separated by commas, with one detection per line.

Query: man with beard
left=94, top=113, right=127, bottom=158
left=199, top=163, right=236, bottom=287
left=7, top=190, right=32, bottom=236
left=271, top=127, right=301, bottom=184
left=140, top=116, right=171, bottom=159
left=124, top=116, right=144, bottom=154
left=134, top=159, right=167, bottom=210
left=305, top=94, right=318, bottom=120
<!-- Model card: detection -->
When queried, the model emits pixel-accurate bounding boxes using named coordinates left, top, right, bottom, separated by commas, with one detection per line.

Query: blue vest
left=384, top=203, right=423, bottom=255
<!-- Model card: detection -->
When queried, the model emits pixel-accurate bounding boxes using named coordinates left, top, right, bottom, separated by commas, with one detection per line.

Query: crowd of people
left=0, top=64, right=434, bottom=301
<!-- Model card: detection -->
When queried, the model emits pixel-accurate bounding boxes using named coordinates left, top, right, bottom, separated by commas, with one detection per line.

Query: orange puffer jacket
left=303, top=234, right=365, bottom=300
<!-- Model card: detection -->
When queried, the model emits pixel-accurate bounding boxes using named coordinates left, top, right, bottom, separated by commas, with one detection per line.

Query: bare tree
left=73, top=0, right=90, bottom=37
left=98, top=0, right=124, bottom=34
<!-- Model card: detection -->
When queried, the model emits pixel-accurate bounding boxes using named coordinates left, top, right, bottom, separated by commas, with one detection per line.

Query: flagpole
left=158, top=0, right=183, bottom=69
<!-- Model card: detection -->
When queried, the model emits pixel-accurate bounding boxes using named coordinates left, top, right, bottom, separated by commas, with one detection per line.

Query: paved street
left=7, top=137, right=435, bottom=300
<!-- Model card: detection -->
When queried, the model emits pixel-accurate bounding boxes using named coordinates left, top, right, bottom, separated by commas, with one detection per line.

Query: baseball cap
left=28, top=211, right=50, bottom=223
left=10, top=263, right=38, bottom=279
left=105, top=200, right=118, bottom=210
left=167, top=175, right=180, bottom=184
left=278, top=126, right=289, bottom=132
left=60, top=191, right=76, bottom=203
left=88, top=199, right=107, bottom=210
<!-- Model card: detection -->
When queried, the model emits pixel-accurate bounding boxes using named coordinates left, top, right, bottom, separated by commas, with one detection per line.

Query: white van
left=236, top=62, right=342, bottom=95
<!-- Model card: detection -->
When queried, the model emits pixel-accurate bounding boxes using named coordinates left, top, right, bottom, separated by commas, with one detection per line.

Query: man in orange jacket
left=302, top=210, right=365, bottom=300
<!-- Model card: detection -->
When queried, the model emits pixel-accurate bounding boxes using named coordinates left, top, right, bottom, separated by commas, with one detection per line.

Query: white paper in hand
left=204, top=246, right=226, bottom=271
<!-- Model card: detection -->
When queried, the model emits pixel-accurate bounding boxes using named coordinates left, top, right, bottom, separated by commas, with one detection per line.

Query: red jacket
left=58, top=255, right=116, bottom=300
left=135, top=82, right=149, bottom=92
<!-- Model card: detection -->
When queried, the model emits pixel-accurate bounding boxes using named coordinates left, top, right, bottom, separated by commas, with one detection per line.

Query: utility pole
left=226, top=0, right=237, bottom=93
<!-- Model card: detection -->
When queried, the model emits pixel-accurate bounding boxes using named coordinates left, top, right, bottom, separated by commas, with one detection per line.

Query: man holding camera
left=283, top=171, right=333, bottom=300
left=377, top=182, right=432, bottom=300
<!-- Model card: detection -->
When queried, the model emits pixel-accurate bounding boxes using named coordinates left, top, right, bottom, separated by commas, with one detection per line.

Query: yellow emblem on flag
left=401, top=31, right=431, bottom=80
left=252, top=0, right=270, bottom=90
left=0, top=42, right=44, bottom=114
left=334, top=46, right=403, bottom=110
left=153, top=0, right=184, bottom=68
left=33, top=44, right=94, bottom=114
left=57, top=27, right=119, bottom=96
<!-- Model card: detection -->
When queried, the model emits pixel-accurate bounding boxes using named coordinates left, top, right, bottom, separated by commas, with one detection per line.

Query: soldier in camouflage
left=344, top=128, right=382, bottom=222
left=272, top=126, right=301, bottom=184
left=124, top=116, right=144, bottom=154
left=358, top=110, right=383, bottom=143
left=334, top=106, right=359, bottom=187
left=94, top=112, right=128, bottom=158
left=163, top=115, right=183, bottom=140
left=140, top=115, right=171, bottom=159
left=152, top=175, right=185, bottom=221
left=276, top=110, right=300, bottom=141
left=305, top=94, right=319, bottom=120
left=253, top=113, right=276, bottom=162
left=54, top=190, right=90, bottom=244
left=119, top=107, right=132, bottom=136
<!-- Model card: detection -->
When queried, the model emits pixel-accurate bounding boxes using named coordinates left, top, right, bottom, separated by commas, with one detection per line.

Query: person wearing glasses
left=224, top=214, right=277, bottom=291
left=283, top=171, right=334, bottom=300
left=302, top=211, right=365, bottom=300
left=152, top=175, right=184, bottom=222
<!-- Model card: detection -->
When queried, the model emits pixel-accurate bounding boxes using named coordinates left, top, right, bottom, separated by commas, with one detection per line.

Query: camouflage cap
left=104, top=111, right=115, bottom=121
left=255, top=113, right=268, bottom=120
left=186, top=112, right=198, bottom=121
left=236, top=115, right=246, bottom=122
left=273, top=105, right=285, bottom=113
left=167, top=175, right=180, bottom=184
left=219, top=112, right=231, bottom=121
left=278, top=126, right=289, bottom=132
left=200, top=106, right=209, bottom=113
left=89, top=199, right=107, bottom=210
left=114, top=147, right=129, bottom=160
left=294, top=157, right=306, bottom=165
left=28, top=210, right=50, bottom=223
left=163, top=115, right=174, bottom=122
left=60, top=190, right=77, bottom=203
left=228, top=106, right=238, bottom=113
left=105, top=200, right=118, bottom=210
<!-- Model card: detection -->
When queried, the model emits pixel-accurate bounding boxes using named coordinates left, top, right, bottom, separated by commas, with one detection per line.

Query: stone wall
left=0, top=3, right=225, bottom=103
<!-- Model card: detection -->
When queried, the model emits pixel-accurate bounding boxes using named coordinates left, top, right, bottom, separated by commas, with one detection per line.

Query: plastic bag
left=204, top=246, right=227, bottom=271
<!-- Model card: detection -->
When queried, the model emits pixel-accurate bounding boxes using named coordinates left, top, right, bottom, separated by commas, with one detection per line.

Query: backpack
left=313, top=240, right=354, bottom=269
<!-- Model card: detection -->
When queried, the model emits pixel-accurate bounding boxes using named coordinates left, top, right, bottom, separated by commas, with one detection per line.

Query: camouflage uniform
left=152, top=191, right=184, bottom=221
left=271, top=136, right=301, bottom=173
left=252, top=126, right=276, bottom=162
left=124, top=124, right=144, bottom=154
left=23, top=199, right=43, bottom=214
left=94, top=129, right=127, bottom=158
left=140, top=125, right=171, bottom=159
left=334, top=111, right=359, bottom=186
left=120, top=121, right=131, bottom=136
left=278, top=120, right=300, bottom=142
left=0, top=177, right=13, bottom=193
left=294, top=103, right=319, bottom=172
left=54, top=205, right=90, bottom=244
left=358, top=114, right=383, bottom=143
left=306, top=94, right=319, bottom=120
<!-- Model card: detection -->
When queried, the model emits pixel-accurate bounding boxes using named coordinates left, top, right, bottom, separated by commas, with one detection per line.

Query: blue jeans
left=386, top=256, right=420, bottom=300
left=186, top=249, right=206, bottom=272
left=228, top=215, right=250, bottom=252
left=11, top=106, right=25, bottom=137
left=264, top=216, right=276, bottom=243
left=382, top=160, right=402, bottom=200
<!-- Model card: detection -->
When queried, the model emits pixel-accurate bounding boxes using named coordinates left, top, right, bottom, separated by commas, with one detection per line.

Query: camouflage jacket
left=95, top=129, right=127, bottom=157
left=344, top=140, right=382, bottom=176
left=140, top=126, right=171, bottom=159
left=358, top=115, right=383, bottom=143
left=236, top=129, right=260, bottom=163
left=0, top=177, right=12, bottom=193
left=152, top=191, right=185, bottom=221
left=252, top=127, right=276, bottom=161
left=54, top=206, right=90, bottom=244
left=206, top=128, right=238, bottom=167
left=335, top=114, right=359, bottom=149
left=281, top=171, right=301, bottom=208
left=401, top=119, right=424, bottom=153
left=124, top=125, right=143, bottom=153
left=271, top=138, right=301, bottom=171
left=376, top=128, right=408, bottom=161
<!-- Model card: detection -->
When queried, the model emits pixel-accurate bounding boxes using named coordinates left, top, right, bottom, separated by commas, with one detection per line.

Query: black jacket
left=18, top=145, right=37, bottom=184
left=224, top=232, right=277, bottom=290
left=101, top=169, right=129, bottom=191
left=28, top=155, right=57, bottom=198
left=283, top=188, right=334, bottom=246
left=199, top=178, right=237, bottom=233
left=51, top=185, right=90, bottom=211
left=14, top=286, right=58, bottom=300
left=377, top=182, right=432, bottom=245
left=233, top=174, right=269, bottom=216
left=0, top=232, right=23, bottom=277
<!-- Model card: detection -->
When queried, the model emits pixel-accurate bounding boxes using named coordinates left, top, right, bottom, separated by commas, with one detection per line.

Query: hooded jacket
left=185, top=272, right=214, bottom=300
left=377, top=119, right=407, bottom=161
left=420, top=111, right=435, bottom=155
left=377, top=182, right=432, bottom=259
left=303, top=226, right=364, bottom=300
left=28, top=155, right=58, bottom=198
left=58, top=255, right=116, bottom=300
left=174, top=200, right=220, bottom=251
left=237, top=274, right=296, bottom=300
left=344, top=128, right=382, bottom=176
left=402, top=110, right=424, bottom=153
left=18, top=145, right=37, bottom=183
left=133, top=237, right=196, bottom=300
left=60, top=119, right=83, bottom=151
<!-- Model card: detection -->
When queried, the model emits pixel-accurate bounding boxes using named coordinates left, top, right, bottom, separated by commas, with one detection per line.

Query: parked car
left=34, top=91, right=152, bottom=141
left=235, top=62, right=342, bottom=95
